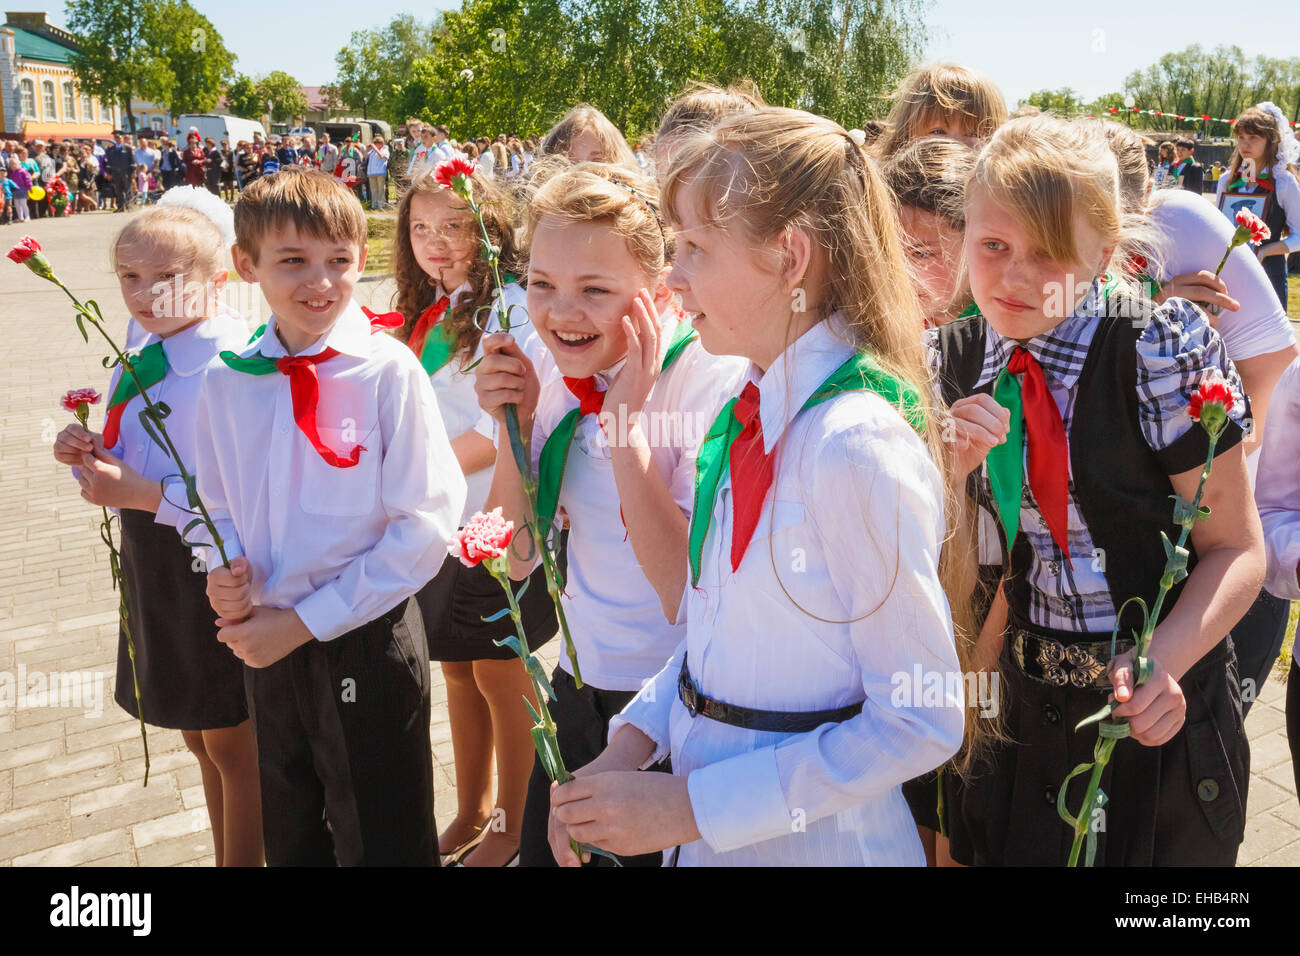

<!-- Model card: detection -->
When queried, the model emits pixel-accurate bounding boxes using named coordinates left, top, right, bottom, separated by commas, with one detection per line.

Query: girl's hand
left=603, top=288, right=661, bottom=423
left=216, top=606, right=314, bottom=668
left=54, top=422, right=99, bottom=466
left=1153, top=270, right=1240, bottom=318
left=949, top=394, right=1010, bottom=477
left=1108, top=649, right=1187, bottom=747
left=550, top=770, right=701, bottom=863
left=474, top=332, right=540, bottom=429
left=76, top=446, right=160, bottom=511
left=1256, top=240, right=1288, bottom=262
left=207, top=556, right=254, bottom=620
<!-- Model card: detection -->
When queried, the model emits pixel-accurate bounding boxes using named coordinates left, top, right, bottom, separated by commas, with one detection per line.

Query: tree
left=333, top=14, right=441, bottom=120
left=67, top=0, right=175, bottom=133
left=256, top=71, right=308, bottom=124
left=224, top=74, right=262, bottom=120
left=1019, top=87, right=1084, bottom=118
left=146, top=0, right=236, bottom=115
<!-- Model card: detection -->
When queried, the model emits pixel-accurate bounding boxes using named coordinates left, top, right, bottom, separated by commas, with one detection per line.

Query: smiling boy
left=192, top=168, right=467, bottom=865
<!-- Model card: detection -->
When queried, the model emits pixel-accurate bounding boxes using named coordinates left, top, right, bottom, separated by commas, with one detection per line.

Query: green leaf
left=492, top=634, right=524, bottom=658
left=525, top=655, right=556, bottom=701
left=1169, top=493, right=1197, bottom=525
left=74, top=312, right=89, bottom=343
left=1075, top=701, right=1116, bottom=731
left=1197, top=505, right=1211, bottom=519
left=136, top=408, right=168, bottom=454
left=523, top=696, right=542, bottom=724
left=184, top=474, right=200, bottom=510
left=178, top=518, right=208, bottom=549
left=481, top=607, right=512, bottom=623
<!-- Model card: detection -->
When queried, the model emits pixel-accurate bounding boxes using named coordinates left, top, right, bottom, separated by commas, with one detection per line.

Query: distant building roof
left=3, top=12, right=81, bottom=64
left=302, top=86, right=349, bottom=112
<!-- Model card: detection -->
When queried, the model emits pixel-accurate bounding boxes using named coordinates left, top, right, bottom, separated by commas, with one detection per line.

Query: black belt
left=1010, top=628, right=1133, bottom=691
left=677, top=653, right=863, bottom=733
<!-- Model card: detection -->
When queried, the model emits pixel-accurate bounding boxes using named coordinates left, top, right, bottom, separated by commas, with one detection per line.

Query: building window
left=150, top=117, right=164, bottom=131
left=20, top=78, right=36, bottom=119
left=42, top=80, right=56, bottom=120
left=63, top=83, right=77, bottom=121
left=82, top=93, right=93, bottom=123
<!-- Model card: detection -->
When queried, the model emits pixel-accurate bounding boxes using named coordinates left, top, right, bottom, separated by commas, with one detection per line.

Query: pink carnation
left=448, top=507, right=514, bottom=567
left=61, top=388, right=102, bottom=413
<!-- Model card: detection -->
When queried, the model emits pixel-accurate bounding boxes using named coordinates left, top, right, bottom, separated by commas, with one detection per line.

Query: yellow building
left=1, top=11, right=120, bottom=141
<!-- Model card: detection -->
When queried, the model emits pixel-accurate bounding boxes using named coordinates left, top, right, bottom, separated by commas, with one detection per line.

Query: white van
left=174, top=113, right=267, bottom=146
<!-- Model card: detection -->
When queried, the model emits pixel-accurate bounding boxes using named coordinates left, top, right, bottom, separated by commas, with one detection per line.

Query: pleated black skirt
left=114, top=508, right=249, bottom=730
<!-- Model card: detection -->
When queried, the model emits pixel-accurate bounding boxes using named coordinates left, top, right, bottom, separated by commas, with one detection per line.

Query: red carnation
left=1234, top=209, right=1271, bottom=245
left=7, top=235, right=41, bottom=264
left=433, top=157, right=477, bottom=198
left=1189, top=377, right=1235, bottom=439
left=448, top=507, right=514, bottom=568
left=61, top=388, right=102, bottom=413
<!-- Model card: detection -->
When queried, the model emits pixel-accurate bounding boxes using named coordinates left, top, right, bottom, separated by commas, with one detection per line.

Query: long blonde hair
left=875, top=63, right=1007, bottom=158
left=661, top=106, right=988, bottom=767
left=539, top=103, right=636, bottom=167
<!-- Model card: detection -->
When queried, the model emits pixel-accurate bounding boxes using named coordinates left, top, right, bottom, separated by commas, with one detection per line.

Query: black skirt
left=945, top=633, right=1248, bottom=866
left=115, top=508, right=248, bottom=730
left=419, top=529, right=566, bottom=663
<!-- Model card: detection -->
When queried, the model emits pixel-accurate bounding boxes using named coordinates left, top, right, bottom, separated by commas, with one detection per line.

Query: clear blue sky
left=45, top=0, right=1300, bottom=107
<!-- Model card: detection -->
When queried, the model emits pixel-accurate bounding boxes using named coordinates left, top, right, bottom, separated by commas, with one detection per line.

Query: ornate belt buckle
left=1065, top=643, right=1107, bottom=688
left=1036, top=639, right=1069, bottom=686
left=678, top=669, right=700, bottom=717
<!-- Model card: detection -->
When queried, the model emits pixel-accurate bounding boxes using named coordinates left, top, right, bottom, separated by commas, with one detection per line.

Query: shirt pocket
left=719, top=488, right=806, bottom=550
left=298, top=421, right=379, bottom=517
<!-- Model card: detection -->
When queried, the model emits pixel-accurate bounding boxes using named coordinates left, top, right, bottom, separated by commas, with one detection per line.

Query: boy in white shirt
left=197, top=167, right=467, bottom=865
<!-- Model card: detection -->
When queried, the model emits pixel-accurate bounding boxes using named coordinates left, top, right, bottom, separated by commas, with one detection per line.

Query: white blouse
left=610, top=319, right=964, bottom=866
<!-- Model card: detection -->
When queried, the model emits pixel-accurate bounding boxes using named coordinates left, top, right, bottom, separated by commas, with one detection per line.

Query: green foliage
left=224, top=73, right=262, bottom=119
left=1121, top=44, right=1300, bottom=136
left=67, top=0, right=175, bottom=131
left=380, top=0, right=929, bottom=137
left=332, top=13, right=442, bottom=119
left=257, top=71, right=309, bottom=122
left=145, top=1, right=235, bottom=114
left=1019, top=87, right=1084, bottom=118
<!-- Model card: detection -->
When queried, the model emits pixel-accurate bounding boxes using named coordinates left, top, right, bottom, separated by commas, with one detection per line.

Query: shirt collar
left=154, top=309, right=248, bottom=375
left=751, top=315, right=856, bottom=455
left=252, top=301, right=372, bottom=360
left=975, top=278, right=1105, bottom=392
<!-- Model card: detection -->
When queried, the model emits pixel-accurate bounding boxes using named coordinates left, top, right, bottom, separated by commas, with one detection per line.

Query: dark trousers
left=1262, top=253, right=1289, bottom=310
left=111, top=171, right=132, bottom=211
left=1229, top=588, right=1290, bottom=717
left=244, top=598, right=436, bottom=866
left=519, top=666, right=667, bottom=867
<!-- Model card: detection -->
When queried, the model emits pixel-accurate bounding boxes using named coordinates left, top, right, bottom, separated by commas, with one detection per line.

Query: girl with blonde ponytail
left=544, top=106, right=980, bottom=866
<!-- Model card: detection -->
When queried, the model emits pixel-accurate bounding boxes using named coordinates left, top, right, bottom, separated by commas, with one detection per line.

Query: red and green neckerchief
left=102, top=342, right=168, bottom=449
left=536, top=320, right=697, bottom=533
left=1225, top=166, right=1274, bottom=193
left=1170, top=157, right=1194, bottom=179
left=408, top=277, right=522, bottom=376
left=687, top=352, right=927, bottom=587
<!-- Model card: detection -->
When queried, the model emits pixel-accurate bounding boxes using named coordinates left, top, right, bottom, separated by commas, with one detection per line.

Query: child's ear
left=651, top=265, right=674, bottom=311
left=781, top=226, right=813, bottom=293
left=230, top=244, right=257, bottom=284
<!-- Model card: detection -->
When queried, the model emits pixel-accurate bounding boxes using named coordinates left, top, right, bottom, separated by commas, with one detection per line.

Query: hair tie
left=609, top=175, right=667, bottom=249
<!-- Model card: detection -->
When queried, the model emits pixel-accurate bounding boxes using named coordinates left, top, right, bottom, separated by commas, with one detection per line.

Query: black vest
left=936, top=303, right=1245, bottom=640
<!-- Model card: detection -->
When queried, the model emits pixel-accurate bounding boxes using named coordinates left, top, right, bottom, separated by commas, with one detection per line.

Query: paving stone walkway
left=0, top=210, right=1293, bottom=866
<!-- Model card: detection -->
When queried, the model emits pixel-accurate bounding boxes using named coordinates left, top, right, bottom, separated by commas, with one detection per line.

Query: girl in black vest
left=1216, top=103, right=1300, bottom=309
left=934, top=115, right=1265, bottom=866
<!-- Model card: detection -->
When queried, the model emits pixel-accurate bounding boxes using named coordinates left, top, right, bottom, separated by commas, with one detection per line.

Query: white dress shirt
left=521, top=311, right=747, bottom=691
left=1255, top=356, right=1300, bottom=599
left=192, top=302, right=467, bottom=641
left=610, top=319, right=964, bottom=865
left=77, top=311, right=250, bottom=533
left=427, top=280, right=546, bottom=523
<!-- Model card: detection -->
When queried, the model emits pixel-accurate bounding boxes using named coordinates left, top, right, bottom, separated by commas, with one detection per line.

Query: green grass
left=365, top=211, right=396, bottom=275
left=1289, top=283, right=1299, bottom=321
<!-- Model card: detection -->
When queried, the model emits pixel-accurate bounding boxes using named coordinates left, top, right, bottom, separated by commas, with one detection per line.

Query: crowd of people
left=24, top=59, right=1300, bottom=870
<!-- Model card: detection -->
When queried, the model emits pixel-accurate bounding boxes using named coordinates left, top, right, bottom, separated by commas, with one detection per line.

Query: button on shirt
left=192, top=302, right=467, bottom=642
left=76, top=311, right=250, bottom=533
left=522, top=312, right=747, bottom=691
left=610, top=319, right=963, bottom=865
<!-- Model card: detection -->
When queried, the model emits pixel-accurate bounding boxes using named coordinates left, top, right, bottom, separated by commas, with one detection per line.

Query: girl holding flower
left=933, top=115, right=1264, bottom=866
left=390, top=159, right=558, bottom=866
left=542, top=108, right=974, bottom=866
left=48, top=204, right=262, bottom=866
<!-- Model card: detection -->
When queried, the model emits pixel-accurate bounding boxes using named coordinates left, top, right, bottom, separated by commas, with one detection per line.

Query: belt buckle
left=678, top=669, right=700, bottom=717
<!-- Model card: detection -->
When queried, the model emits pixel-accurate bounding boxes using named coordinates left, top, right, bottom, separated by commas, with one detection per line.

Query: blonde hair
left=520, top=160, right=672, bottom=281
left=233, top=166, right=366, bottom=263
left=539, top=104, right=636, bottom=167
left=111, top=205, right=226, bottom=279
left=875, top=63, right=1008, bottom=157
left=657, top=80, right=766, bottom=144
left=392, top=166, right=519, bottom=360
left=969, top=115, right=1132, bottom=272
left=661, top=106, right=988, bottom=768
